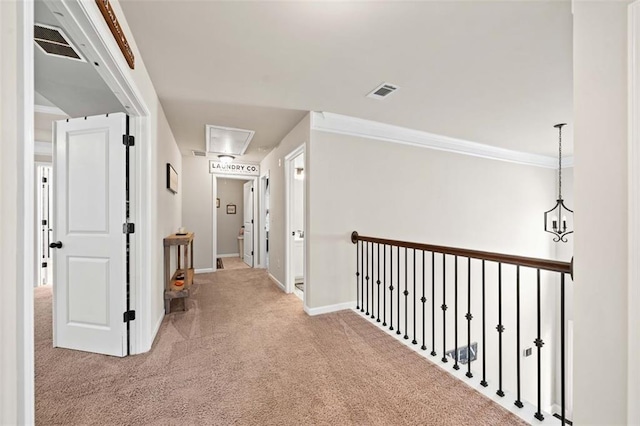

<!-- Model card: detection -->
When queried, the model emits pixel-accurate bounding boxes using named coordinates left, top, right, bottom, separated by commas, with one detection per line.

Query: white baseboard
left=268, top=273, right=285, bottom=291
left=304, top=301, right=356, bottom=316
left=195, top=268, right=215, bottom=274
left=218, top=253, right=240, bottom=258
left=147, top=312, right=164, bottom=352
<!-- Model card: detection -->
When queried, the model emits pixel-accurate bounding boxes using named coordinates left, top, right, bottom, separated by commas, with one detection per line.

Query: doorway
left=213, top=176, right=257, bottom=270
left=285, top=145, right=306, bottom=300
left=36, top=164, right=53, bottom=287
left=260, top=172, right=270, bottom=270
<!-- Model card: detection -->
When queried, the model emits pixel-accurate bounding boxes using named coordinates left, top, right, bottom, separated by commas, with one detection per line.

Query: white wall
left=182, top=155, right=214, bottom=269
left=259, top=114, right=311, bottom=285
left=573, top=2, right=630, bottom=424
left=217, top=178, right=245, bottom=255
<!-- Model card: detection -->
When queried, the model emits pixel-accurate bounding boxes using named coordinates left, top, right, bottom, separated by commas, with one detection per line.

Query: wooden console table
left=163, top=232, right=194, bottom=314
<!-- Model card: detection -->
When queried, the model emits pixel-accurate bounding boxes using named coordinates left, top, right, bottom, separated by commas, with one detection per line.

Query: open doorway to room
left=285, top=146, right=305, bottom=301
left=31, top=0, right=147, bottom=369
left=260, top=172, right=270, bottom=270
left=214, top=176, right=257, bottom=270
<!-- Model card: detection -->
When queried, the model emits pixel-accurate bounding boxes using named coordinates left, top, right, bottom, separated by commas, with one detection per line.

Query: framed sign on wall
left=166, top=163, right=178, bottom=194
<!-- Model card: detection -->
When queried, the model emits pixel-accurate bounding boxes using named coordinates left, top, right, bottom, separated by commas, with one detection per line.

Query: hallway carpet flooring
left=35, top=269, right=526, bottom=425
left=221, top=256, right=251, bottom=270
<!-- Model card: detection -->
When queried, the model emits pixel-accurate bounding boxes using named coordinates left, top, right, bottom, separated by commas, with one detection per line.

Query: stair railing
left=351, top=231, right=573, bottom=424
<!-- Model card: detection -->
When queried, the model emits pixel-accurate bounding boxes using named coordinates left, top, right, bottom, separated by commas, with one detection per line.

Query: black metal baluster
left=442, top=254, right=448, bottom=363
left=375, top=243, right=380, bottom=321
left=383, top=245, right=387, bottom=327
left=515, top=266, right=523, bottom=408
left=496, top=262, right=505, bottom=397
left=365, top=242, right=370, bottom=316
left=480, top=260, right=488, bottom=387
left=404, top=247, right=409, bottom=340
left=534, top=269, right=544, bottom=421
left=431, top=252, right=437, bottom=357
left=397, top=246, right=401, bottom=335
left=412, top=249, right=417, bottom=344
left=421, top=250, right=426, bottom=350
left=389, top=245, right=394, bottom=331
left=356, top=241, right=360, bottom=311
left=360, top=241, right=364, bottom=313
left=466, top=257, right=473, bottom=379
left=561, top=273, right=566, bottom=424
left=453, top=256, right=460, bottom=370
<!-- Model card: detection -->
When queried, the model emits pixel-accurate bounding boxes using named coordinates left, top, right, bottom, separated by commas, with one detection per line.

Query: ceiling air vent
left=34, top=23, right=85, bottom=62
left=206, top=124, right=255, bottom=156
left=192, top=150, right=207, bottom=157
left=367, top=82, right=399, bottom=100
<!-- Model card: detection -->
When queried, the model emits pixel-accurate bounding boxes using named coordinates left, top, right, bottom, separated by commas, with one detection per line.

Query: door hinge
left=123, top=310, right=136, bottom=322
left=42, top=220, right=47, bottom=225
left=123, top=135, right=135, bottom=147
left=251, top=187, right=254, bottom=192
left=41, top=262, right=47, bottom=268
left=42, top=177, right=47, bottom=183
left=123, top=223, right=135, bottom=234
left=251, top=219, right=254, bottom=224
left=251, top=251, right=254, bottom=255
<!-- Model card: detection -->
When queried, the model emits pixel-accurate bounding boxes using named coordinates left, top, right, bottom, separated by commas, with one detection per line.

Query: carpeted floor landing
left=35, top=268, right=526, bottom=425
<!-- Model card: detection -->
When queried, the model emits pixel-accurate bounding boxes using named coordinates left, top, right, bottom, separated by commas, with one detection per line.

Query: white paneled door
left=243, top=180, right=254, bottom=267
left=52, top=113, right=128, bottom=357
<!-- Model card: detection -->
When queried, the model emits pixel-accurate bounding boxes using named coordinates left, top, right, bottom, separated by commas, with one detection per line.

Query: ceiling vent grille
left=192, top=150, right=207, bottom=157
left=367, top=82, right=399, bottom=100
left=34, top=23, right=85, bottom=62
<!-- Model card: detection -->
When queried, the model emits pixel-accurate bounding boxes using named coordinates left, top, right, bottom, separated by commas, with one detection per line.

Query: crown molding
left=34, top=104, right=68, bottom=116
left=311, top=112, right=573, bottom=169
left=34, top=141, right=52, bottom=156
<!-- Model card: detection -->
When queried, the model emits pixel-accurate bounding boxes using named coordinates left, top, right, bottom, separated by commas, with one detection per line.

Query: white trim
left=150, top=312, right=163, bottom=347
left=34, top=141, right=52, bottom=156
left=218, top=253, right=240, bottom=258
left=311, top=111, right=573, bottom=169
left=551, top=404, right=561, bottom=416
left=195, top=268, right=215, bottom=274
left=628, top=3, right=640, bottom=424
left=304, top=301, right=355, bottom=316
left=284, top=144, right=306, bottom=296
left=269, top=273, right=285, bottom=292
left=34, top=104, right=67, bottom=116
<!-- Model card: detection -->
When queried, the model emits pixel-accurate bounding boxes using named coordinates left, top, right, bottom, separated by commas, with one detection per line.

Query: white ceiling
left=119, top=0, right=573, bottom=158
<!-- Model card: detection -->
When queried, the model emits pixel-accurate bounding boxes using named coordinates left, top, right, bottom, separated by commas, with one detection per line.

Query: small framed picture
left=227, top=204, right=236, bottom=214
left=216, top=198, right=220, bottom=208
left=166, top=163, right=178, bottom=194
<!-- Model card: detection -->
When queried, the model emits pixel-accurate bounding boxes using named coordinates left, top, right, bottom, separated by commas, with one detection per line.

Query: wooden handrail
left=351, top=231, right=573, bottom=277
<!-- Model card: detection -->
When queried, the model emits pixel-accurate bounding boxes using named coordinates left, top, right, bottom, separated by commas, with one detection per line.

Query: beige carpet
left=35, top=269, right=526, bottom=425
left=221, top=256, right=250, bottom=270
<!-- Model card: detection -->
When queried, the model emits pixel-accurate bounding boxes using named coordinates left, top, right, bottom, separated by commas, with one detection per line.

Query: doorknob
left=49, top=241, right=62, bottom=249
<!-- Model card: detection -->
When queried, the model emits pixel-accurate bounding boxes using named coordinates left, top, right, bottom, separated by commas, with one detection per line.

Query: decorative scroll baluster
left=365, top=242, right=370, bottom=316
left=515, top=266, right=523, bottom=408
left=442, top=254, right=448, bottom=363
left=561, top=273, right=566, bottom=424
left=389, top=246, right=394, bottom=331
left=397, top=246, right=401, bottom=336
left=453, top=256, right=460, bottom=370
left=376, top=243, right=381, bottom=322
left=356, top=241, right=360, bottom=311
left=421, top=250, right=426, bottom=351
left=383, top=245, right=387, bottom=327
left=404, top=247, right=409, bottom=340
left=534, top=269, right=544, bottom=421
left=466, top=257, right=473, bottom=379
left=431, top=252, right=436, bottom=357
left=496, top=262, right=505, bottom=397
left=480, top=260, right=488, bottom=387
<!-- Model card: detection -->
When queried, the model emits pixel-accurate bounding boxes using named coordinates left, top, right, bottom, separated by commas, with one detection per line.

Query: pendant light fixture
left=544, top=123, right=573, bottom=242
left=218, top=154, right=235, bottom=164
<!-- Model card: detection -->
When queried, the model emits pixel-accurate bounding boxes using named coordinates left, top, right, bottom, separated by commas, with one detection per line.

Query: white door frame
left=628, top=3, right=640, bottom=422
left=211, top=174, right=259, bottom=270
left=284, top=144, right=307, bottom=299
left=13, top=0, right=153, bottom=421
left=259, top=171, right=270, bottom=269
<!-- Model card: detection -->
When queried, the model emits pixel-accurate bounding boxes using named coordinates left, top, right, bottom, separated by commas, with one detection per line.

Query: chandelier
left=544, top=123, right=573, bottom=242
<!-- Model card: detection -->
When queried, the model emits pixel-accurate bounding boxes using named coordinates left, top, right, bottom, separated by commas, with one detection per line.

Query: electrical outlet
left=524, top=347, right=532, bottom=357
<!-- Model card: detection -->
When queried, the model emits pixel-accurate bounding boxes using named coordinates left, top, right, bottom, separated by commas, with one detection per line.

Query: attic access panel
left=206, top=124, right=255, bottom=156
